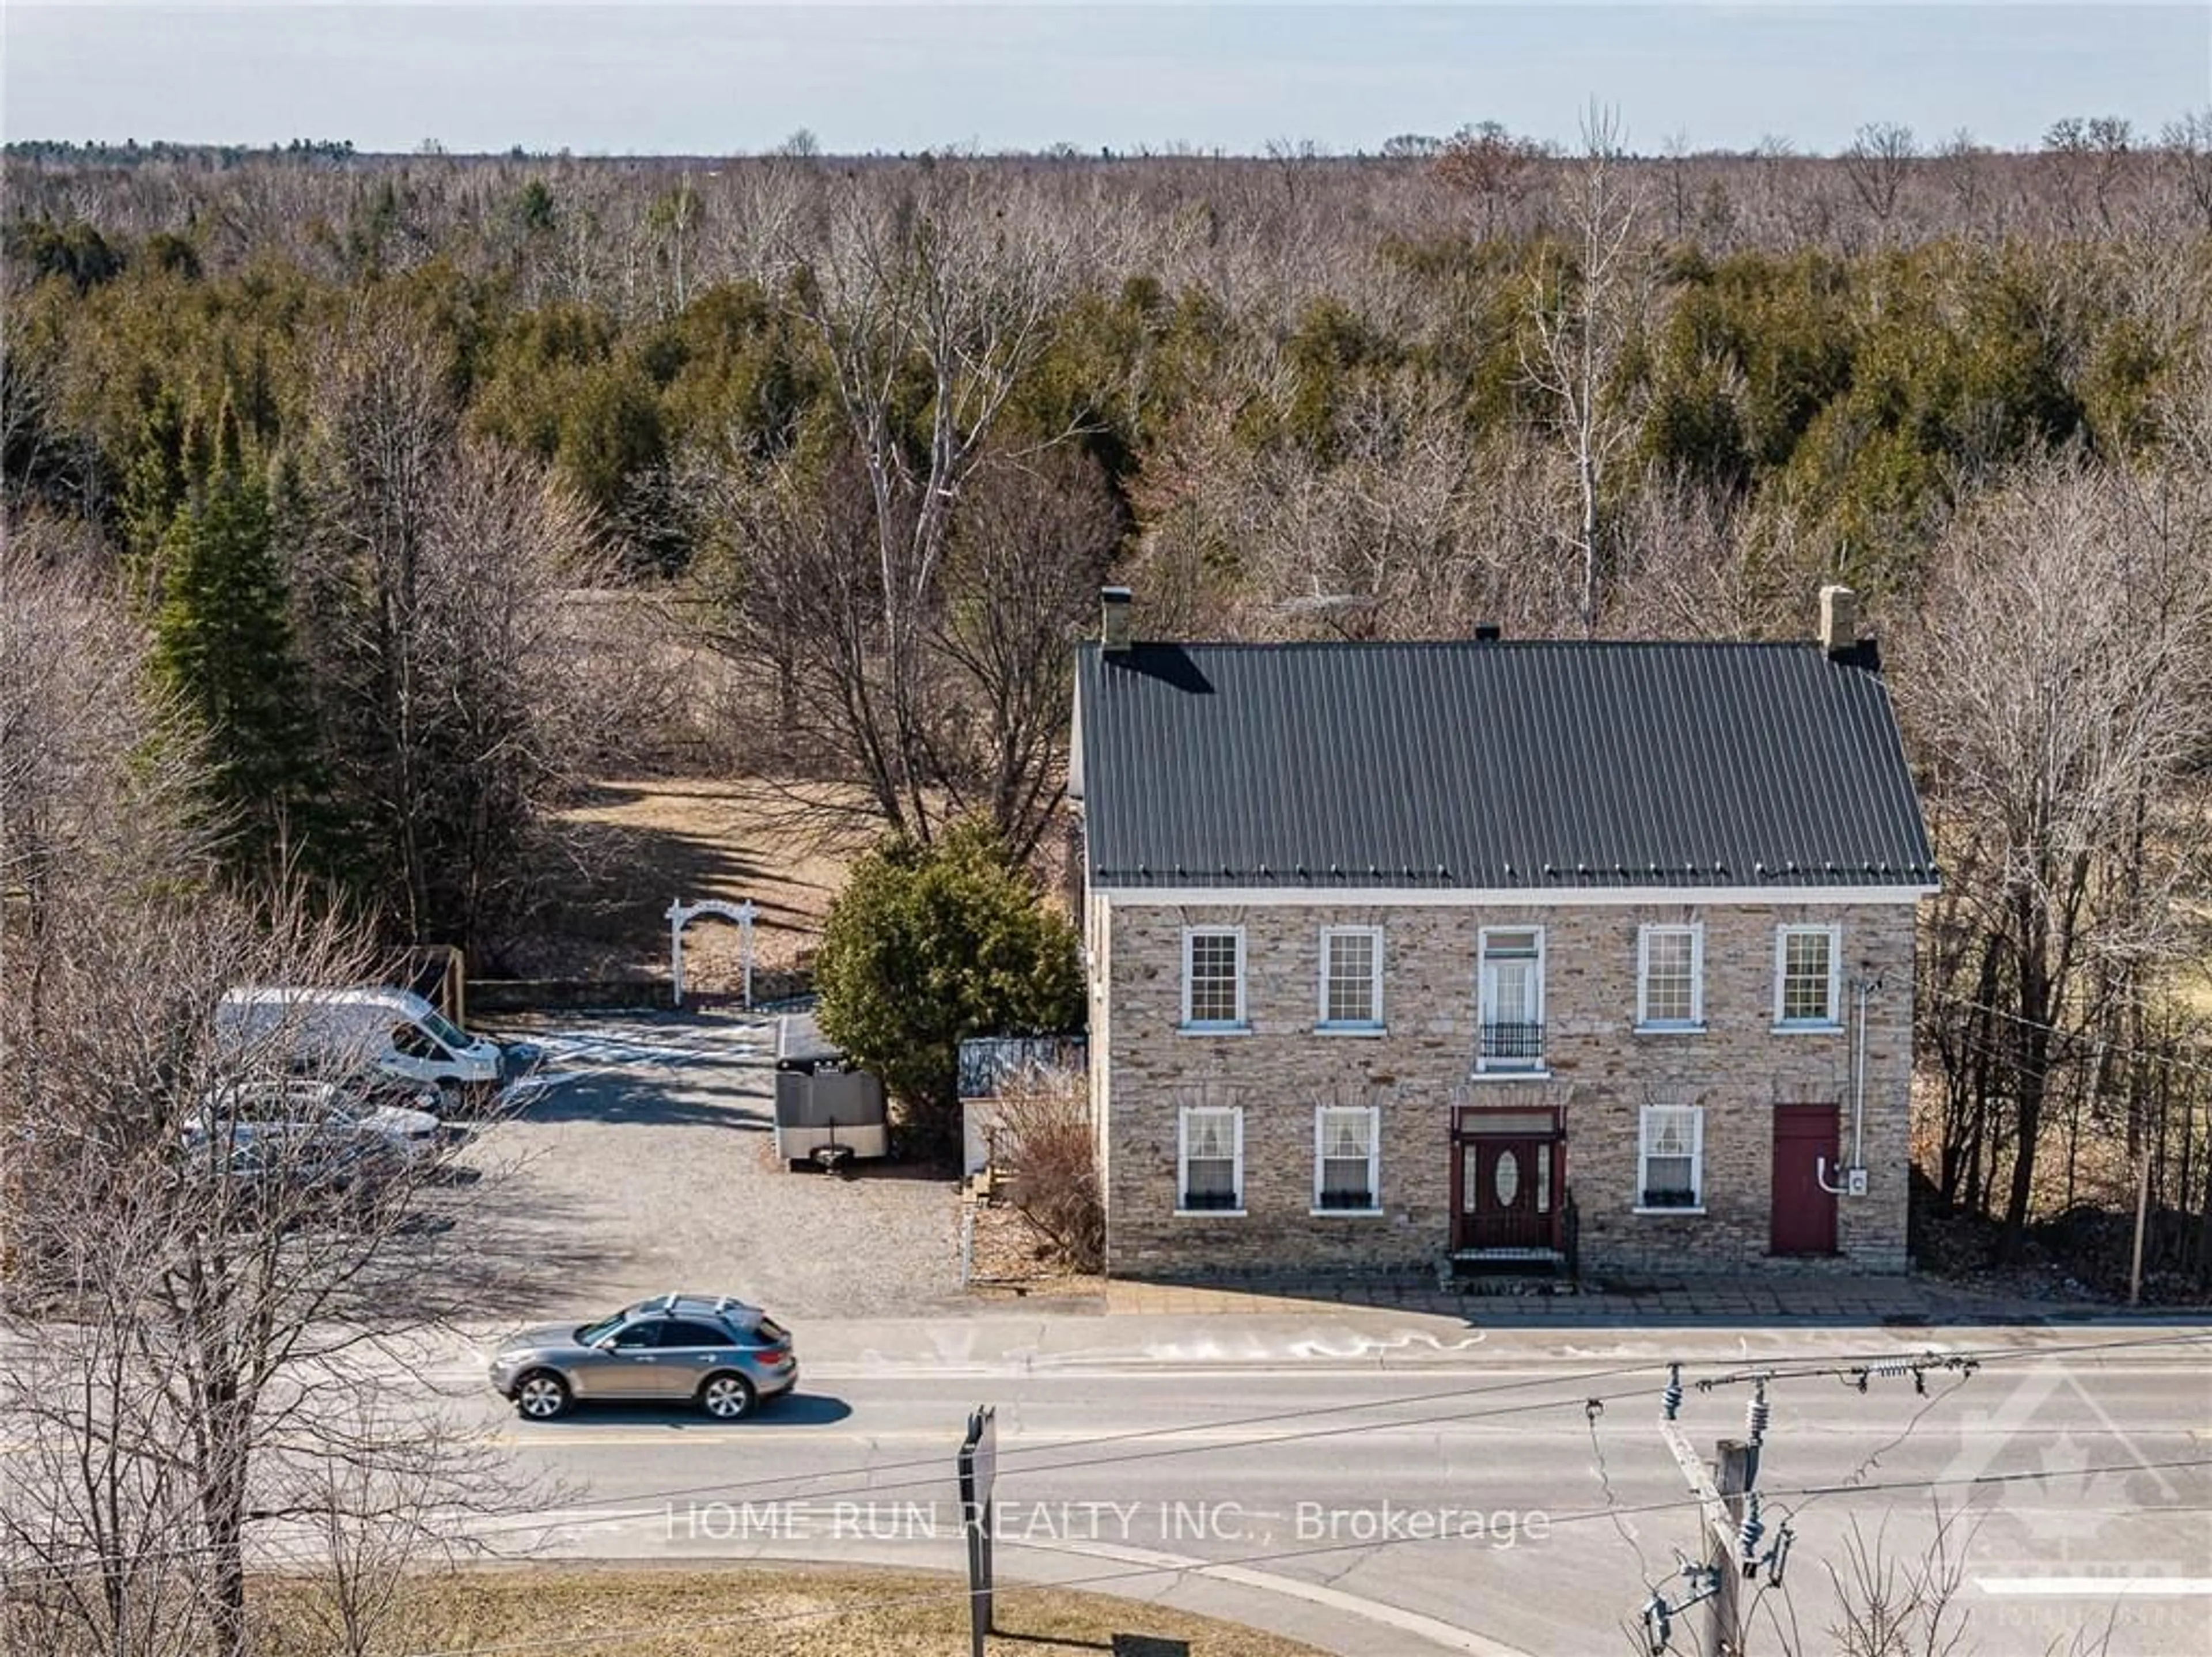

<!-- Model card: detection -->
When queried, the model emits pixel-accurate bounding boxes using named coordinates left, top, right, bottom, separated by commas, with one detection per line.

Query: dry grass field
left=259, top=1564, right=1326, bottom=1656
left=508, top=776, right=874, bottom=988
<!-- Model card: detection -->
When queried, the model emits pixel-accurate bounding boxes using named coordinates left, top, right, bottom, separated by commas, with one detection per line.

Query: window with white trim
left=1774, top=924, right=1842, bottom=1027
left=1319, top=926, right=1384, bottom=1029
left=1181, top=928, right=1246, bottom=1030
left=1638, top=1104, right=1705, bottom=1210
left=1178, top=1106, right=1243, bottom=1212
left=1637, top=924, right=1703, bottom=1029
left=1313, top=1106, right=1380, bottom=1211
left=1477, top=926, right=1546, bottom=1070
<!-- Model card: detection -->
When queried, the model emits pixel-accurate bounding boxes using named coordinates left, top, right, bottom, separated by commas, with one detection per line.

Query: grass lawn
left=262, top=1563, right=1327, bottom=1656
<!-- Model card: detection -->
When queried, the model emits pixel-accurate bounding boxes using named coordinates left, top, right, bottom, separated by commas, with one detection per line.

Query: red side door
left=1771, top=1104, right=1840, bottom=1256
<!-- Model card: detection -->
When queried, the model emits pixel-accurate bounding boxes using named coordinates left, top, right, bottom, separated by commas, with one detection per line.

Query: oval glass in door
left=1494, top=1148, right=1520, bottom=1206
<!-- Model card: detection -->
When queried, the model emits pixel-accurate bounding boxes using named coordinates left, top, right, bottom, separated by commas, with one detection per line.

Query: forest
left=6, top=116, right=2212, bottom=1280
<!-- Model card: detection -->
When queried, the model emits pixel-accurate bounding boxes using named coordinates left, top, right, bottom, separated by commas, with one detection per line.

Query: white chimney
left=1101, top=585, right=1132, bottom=652
left=1820, top=585, right=1857, bottom=656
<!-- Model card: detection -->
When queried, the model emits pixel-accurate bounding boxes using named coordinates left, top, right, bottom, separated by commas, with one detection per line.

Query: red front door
left=1771, top=1104, right=1840, bottom=1255
left=1455, top=1137, right=1555, bottom=1251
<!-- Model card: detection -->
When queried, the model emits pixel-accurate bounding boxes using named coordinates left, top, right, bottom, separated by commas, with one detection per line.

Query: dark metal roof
left=1074, top=640, right=1936, bottom=891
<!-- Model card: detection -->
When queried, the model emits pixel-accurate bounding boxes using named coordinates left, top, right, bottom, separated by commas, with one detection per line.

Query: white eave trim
left=1093, top=884, right=1937, bottom=909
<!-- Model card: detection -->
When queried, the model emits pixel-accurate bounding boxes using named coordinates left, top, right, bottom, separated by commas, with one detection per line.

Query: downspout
left=1851, top=975, right=1870, bottom=1172
left=1819, top=974, right=1876, bottom=1196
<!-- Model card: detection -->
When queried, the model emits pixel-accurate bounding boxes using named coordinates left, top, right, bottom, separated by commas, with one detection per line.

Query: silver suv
left=488, top=1294, right=798, bottom=1421
left=185, top=1078, right=442, bottom=1165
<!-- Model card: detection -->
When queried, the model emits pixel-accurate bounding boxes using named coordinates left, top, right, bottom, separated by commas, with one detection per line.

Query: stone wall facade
left=1093, top=896, right=1917, bottom=1280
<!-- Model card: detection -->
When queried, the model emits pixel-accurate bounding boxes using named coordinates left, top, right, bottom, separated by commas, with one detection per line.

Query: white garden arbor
left=664, top=896, right=759, bottom=1009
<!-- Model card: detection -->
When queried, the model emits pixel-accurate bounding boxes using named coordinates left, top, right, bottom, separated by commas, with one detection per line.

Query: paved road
left=414, top=1013, right=2212, bottom=1654
left=413, top=1314, right=2212, bottom=1657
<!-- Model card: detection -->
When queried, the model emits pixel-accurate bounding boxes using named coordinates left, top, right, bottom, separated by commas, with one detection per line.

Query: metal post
left=737, top=898, right=757, bottom=1011
left=666, top=901, right=686, bottom=1009
left=958, top=1406, right=997, bottom=1656
left=2130, top=1143, right=2152, bottom=1306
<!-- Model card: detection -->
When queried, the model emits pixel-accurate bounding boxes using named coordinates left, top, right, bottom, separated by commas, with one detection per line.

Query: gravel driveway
left=447, top=1011, right=960, bottom=1319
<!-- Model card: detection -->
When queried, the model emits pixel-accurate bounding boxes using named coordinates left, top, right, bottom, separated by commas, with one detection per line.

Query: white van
left=216, top=986, right=516, bottom=1109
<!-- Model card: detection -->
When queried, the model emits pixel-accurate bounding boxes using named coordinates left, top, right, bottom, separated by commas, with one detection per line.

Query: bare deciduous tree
left=932, top=446, right=1121, bottom=855
left=1434, top=120, right=1547, bottom=242
left=1897, top=458, right=2212, bottom=1256
left=1521, top=104, right=1650, bottom=634
left=3, top=672, right=539, bottom=1657
left=2157, top=109, right=2212, bottom=233
left=0, top=530, right=208, bottom=1039
left=768, top=164, right=1092, bottom=843
left=295, top=308, right=628, bottom=961
left=1841, top=122, right=1918, bottom=237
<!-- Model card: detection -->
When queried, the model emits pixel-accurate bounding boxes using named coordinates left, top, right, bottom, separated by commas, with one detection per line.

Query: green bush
left=814, top=820, right=1084, bottom=1147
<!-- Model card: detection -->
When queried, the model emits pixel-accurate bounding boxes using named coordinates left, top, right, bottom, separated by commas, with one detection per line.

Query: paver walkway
left=1101, top=1272, right=2176, bottom=1325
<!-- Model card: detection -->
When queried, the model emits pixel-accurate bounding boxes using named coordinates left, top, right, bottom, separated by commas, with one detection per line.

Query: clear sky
left=3, top=2, right=2206, bottom=158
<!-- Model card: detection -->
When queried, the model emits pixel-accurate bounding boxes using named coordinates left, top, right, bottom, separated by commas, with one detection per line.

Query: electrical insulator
left=1662, top=1363, right=1683, bottom=1421
left=1746, top=1382, right=1770, bottom=1443
left=1738, top=1493, right=1764, bottom=1568
left=1642, top=1595, right=1672, bottom=1657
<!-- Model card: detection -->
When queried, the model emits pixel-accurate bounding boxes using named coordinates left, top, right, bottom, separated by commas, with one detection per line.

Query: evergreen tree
left=150, top=405, right=329, bottom=876
left=815, top=819, right=1084, bottom=1147
left=121, top=385, right=192, bottom=565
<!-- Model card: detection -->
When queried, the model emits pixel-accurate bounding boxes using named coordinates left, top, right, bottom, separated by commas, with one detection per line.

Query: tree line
left=6, top=119, right=2212, bottom=1270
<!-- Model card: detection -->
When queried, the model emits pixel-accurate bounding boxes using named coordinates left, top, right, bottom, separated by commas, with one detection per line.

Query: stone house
left=1067, top=588, right=1936, bottom=1279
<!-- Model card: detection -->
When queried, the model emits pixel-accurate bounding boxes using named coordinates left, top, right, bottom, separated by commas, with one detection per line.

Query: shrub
left=993, top=1071, right=1103, bottom=1273
left=814, top=819, right=1083, bottom=1148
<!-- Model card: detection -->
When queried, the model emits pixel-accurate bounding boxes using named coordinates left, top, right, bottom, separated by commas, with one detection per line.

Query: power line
left=1629, top=1333, right=2203, bottom=1654
left=393, top=1453, right=2212, bottom=1657
left=1924, top=988, right=2212, bottom=1085
left=1586, top=1395, right=1662, bottom=1592
left=6, top=1329, right=2205, bottom=1585
left=1739, top=1366, right=1978, bottom=1645
left=0, top=1366, right=1672, bottom=1582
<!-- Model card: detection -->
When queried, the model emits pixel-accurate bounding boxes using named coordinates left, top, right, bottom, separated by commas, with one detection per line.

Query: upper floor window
left=1181, top=927, right=1246, bottom=1031
left=1319, top=926, right=1384, bottom=1030
left=1637, top=924, right=1703, bottom=1030
left=1774, top=924, right=1843, bottom=1028
left=1477, top=926, right=1545, bottom=1072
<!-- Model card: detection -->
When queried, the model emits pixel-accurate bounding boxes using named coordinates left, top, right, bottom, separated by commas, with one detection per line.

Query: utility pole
left=1637, top=1354, right=1978, bottom=1654
left=1645, top=1367, right=1785, bottom=1657
left=1707, top=1440, right=1754, bottom=1655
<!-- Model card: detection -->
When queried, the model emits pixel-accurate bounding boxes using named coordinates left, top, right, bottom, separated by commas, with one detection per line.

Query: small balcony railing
left=1478, top=1020, right=1546, bottom=1068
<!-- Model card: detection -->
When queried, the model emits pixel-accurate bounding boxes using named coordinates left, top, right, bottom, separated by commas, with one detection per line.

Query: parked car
left=184, top=1077, right=444, bottom=1168
left=487, top=1293, right=798, bottom=1421
left=322, top=1068, right=472, bottom=1147
left=179, top=1128, right=411, bottom=1222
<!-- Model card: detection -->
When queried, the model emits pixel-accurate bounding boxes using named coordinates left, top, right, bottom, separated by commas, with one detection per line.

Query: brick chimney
left=1100, top=585, right=1132, bottom=653
left=1819, top=585, right=1857, bottom=657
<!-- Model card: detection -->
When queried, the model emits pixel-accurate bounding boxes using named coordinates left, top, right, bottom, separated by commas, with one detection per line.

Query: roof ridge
left=1086, top=637, right=1823, bottom=652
